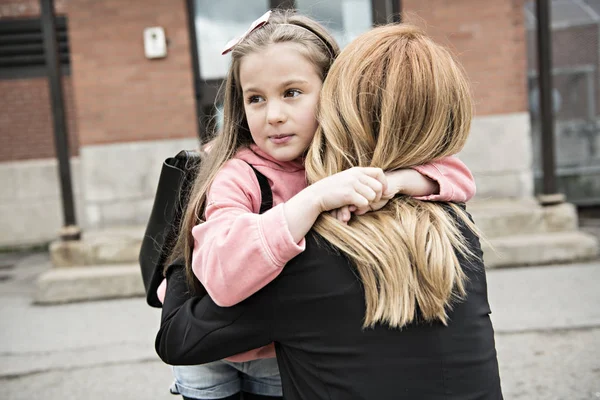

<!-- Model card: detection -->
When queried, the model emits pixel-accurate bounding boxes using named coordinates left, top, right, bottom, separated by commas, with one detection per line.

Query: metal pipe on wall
left=40, top=0, right=81, bottom=240
left=536, top=0, right=563, bottom=203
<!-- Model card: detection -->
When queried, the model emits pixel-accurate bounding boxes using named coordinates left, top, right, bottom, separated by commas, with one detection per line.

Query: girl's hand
left=283, top=167, right=386, bottom=243
left=331, top=191, right=393, bottom=222
left=331, top=205, right=356, bottom=223
left=349, top=168, right=439, bottom=217
left=353, top=191, right=396, bottom=216
left=311, top=167, right=387, bottom=213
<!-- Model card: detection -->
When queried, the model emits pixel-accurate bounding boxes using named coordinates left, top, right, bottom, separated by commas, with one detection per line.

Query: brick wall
left=0, top=78, right=79, bottom=161
left=0, top=0, right=77, bottom=162
left=66, top=0, right=197, bottom=146
left=403, top=0, right=529, bottom=116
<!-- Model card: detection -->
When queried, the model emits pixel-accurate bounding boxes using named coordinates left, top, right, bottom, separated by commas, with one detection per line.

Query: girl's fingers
left=350, top=192, right=370, bottom=208
left=354, top=207, right=368, bottom=216
left=354, top=184, right=377, bottom=204
left=331, top=209, right=339, bottom=220
left=342, top=206, right=351, bottom=222
left=358, top=167, right=388, bottom=193
left=358, top=175, right=384, bottom=203
left=333, top=208, right=346, bottom=224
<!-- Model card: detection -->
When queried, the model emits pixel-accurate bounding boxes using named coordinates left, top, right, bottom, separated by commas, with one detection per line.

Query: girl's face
left=239, top=42, right=323, bottom=162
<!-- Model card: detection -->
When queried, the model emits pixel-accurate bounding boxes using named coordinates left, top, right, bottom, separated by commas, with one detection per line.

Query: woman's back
left=271, top=208, right=501, bottom=399
left=157, top=208, right=502, bottom=399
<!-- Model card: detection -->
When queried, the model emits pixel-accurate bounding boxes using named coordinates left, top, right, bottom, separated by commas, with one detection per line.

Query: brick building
left=0, top=0, right=534, bottom=247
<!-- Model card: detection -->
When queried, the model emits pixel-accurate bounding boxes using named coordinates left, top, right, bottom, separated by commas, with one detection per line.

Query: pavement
left=0, top=252, right=599, bottom=400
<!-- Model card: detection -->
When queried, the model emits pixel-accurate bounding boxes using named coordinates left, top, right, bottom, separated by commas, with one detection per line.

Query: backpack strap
left=246, top=164, right=273, bottom=214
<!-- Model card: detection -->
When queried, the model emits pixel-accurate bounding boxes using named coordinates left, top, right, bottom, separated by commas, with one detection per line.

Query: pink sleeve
left=156, top=278, right=167, bottom=304
left=191, top=160, right=305, bottom=307
left=410, top=156, right=476, bottom=202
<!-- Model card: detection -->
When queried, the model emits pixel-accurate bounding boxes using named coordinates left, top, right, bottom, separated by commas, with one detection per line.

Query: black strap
left=247, top=164, right=273, bottom=214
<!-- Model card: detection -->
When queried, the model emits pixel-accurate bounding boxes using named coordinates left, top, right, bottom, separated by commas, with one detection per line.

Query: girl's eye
left=247, top=95, right=264, bottom=104
left=284, top=89, right=301, bottom=98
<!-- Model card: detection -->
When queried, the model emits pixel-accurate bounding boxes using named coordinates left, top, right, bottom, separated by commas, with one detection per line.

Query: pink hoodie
left=158, top=144, right=476, bottom=361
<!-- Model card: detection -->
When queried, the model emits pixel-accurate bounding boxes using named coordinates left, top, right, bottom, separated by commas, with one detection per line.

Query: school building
left=1, top=0, right=599, bottom=269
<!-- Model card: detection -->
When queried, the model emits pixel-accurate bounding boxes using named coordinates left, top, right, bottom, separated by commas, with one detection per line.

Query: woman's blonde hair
left=168, top=10, right=340, bottom=289
left=306, top=24, right=478, bottom=329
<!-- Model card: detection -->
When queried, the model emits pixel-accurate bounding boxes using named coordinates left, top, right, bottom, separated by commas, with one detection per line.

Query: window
left=194, top=0, right=270, bottom=80
left=0, top=16, right=70, bottom=79
left=296, top=0, right=373, bottom=48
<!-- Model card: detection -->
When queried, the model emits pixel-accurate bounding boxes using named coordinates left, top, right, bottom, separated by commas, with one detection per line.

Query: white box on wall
left=143, top=27, right=167, bottom=59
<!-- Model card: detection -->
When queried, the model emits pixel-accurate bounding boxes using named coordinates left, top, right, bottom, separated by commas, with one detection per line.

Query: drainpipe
left=393, top=0, right=402, bottom=22
left=40, top=0, right=81, bottom=240
left=536, top=0, right=564, bottom=205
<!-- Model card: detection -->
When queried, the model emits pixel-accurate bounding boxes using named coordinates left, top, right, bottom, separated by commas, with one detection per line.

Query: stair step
left=483, top=231, right=598, bottom=268
left=50, top=226, right=144, bottom=267
left=468, top=199, right=578, bottom=238
left=35, top=231, right=599, bottom=304
left=35, top=263, right=144, bottom=304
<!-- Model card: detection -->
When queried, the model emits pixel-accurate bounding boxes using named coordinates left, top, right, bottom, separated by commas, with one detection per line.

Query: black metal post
left=535, top=0, right=562, bottom=203
left=270, top=0, right=295, bottom=9
left=185, top=0, right=202, bottom=141
left=392, top=0, right=402, bottom=23
left=40, top=0, right=81, bottom=240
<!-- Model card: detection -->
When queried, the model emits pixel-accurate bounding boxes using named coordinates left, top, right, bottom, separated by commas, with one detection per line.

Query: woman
left=156, top=24, right=503, bottom=399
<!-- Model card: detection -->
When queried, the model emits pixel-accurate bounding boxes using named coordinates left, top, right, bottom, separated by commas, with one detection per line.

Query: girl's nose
left=266, top=101, right=287, bottom=125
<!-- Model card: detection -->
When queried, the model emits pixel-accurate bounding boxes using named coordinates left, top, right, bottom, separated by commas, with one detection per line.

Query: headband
left=221, top=10, right=335, bottom=58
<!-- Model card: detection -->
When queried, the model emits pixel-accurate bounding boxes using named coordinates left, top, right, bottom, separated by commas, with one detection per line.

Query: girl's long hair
left=306, top=24, right=479, bottom=329
left=166, top=10, right=339, bottom=290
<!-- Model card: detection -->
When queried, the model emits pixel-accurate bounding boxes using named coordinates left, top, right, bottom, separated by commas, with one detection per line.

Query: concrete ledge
left=468, top=199, right=579, bottom=239
left=469, top=198, right=545, bottom=238
left=483, top=231, right=599, bottom=268
left=50, top=226, right=144, bottom=267
left=35, top=264, right=144, bottom=305
left=33, top=232, right=599, bottom=304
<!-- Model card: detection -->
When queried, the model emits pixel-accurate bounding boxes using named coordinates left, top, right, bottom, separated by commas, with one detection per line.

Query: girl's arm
left=334, top=156, right=475, bottom=221
left=378, top=156, right=475, bottom=204
left=193, top=161, right=386, bottom=307
left=407, top=156, right=475, bottom=202
left=192, top=160, right=303, bottom=307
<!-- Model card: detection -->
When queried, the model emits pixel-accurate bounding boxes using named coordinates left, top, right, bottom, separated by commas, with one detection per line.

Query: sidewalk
left=0, top=252, right=599, bottom=400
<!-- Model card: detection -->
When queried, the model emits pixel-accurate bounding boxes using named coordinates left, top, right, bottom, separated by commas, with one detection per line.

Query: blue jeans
left=170, top=358, right=282, bottom=399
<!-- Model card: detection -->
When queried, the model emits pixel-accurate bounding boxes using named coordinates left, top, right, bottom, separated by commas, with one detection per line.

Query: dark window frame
left=0, top=16, right=70, bottom=80
left=186, top=0, right=399, bottom=140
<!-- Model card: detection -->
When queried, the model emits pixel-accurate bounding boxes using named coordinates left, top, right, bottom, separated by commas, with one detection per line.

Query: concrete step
left=39, top=200, right=597, bottom=304
left=50, top=226, right=144, bottom=267
left=468, top=199, right=577, bottom=239
left=483, top=231, right=598, bottom=268
left=35, top=230, right=599, bottom=304
left=35, top=263, right=145, bottom=305
left=49, top=200, right=578, bottom=268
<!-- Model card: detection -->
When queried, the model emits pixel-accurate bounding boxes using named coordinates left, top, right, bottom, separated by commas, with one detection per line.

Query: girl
left=163, top=10, right=476, bottom=400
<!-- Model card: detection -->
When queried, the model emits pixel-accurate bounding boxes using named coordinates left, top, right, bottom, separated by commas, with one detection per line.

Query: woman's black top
left=156, top=211, right=503, bottom=400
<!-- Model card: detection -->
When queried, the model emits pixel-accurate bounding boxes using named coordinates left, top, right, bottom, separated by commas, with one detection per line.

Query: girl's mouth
left=269, top=134, right=294, bottom=145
